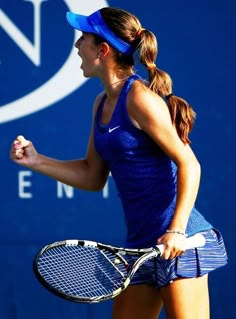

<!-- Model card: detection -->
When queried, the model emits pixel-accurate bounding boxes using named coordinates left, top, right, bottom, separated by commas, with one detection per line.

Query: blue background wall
left=0, top=0, right=235, bottom=318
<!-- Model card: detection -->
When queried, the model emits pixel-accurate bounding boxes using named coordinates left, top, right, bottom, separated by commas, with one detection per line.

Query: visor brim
left=66, top=12, right=94, bottom=33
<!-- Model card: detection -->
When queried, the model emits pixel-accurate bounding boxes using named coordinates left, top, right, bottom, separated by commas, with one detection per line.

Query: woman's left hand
left=157, top=232, right=187, bottom=260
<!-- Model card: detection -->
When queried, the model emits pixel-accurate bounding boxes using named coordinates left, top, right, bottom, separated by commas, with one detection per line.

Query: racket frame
left=33, top=234, right=205, bottom=303
left=33, top=239, right=162, bottom=303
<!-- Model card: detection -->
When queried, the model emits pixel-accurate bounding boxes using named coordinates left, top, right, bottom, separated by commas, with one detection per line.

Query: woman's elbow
left=90, top=181, right=107, bottom=192
left=84, top=174, right=109, bottom=192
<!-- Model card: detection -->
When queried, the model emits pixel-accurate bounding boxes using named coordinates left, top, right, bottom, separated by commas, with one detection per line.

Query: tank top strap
left=114, top=74, right=141, bottom=118
left=95, top=74, right=142, bottom=127
left=118, top=74, right=141, bottom=104
left=95, top=93, right=106, bottom=127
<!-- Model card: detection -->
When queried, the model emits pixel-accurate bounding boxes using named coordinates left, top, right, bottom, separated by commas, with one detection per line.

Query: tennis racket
left=33, top=233, right=205, bottom=303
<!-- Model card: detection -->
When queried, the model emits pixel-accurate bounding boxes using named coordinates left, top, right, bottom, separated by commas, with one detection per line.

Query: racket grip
left=185, top=233, right=206, bottom=249
left=157, top=233, right=206, bottom=256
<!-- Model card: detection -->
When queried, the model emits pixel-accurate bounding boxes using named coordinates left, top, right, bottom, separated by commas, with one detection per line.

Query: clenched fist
left=13, top=135, right=30, bottom=159
left=10, top=135, right=38, bottom=168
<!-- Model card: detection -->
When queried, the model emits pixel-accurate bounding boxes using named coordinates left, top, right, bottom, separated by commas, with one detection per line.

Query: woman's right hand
left=10, top=135, right=38, bottom=168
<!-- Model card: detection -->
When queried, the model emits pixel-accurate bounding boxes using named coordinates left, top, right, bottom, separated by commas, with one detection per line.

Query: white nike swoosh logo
left=108, top=126, right=120, bottom=133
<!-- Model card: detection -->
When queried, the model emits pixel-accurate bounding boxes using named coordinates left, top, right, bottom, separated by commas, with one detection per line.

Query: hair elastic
left=136, top=27, right=145, bottom=38
left=146, top=63, right=156, bottom=70
left=165, top=93, right=174, bottom=100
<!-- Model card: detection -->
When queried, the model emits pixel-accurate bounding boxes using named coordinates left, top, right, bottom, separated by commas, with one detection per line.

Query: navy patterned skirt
left=129, top=228, right=228, bottom=288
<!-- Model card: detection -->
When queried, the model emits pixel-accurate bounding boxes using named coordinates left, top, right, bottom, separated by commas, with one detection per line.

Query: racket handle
left=157, top=233, right=206, bottom=256
left=185, top=233, right=206, bottom=249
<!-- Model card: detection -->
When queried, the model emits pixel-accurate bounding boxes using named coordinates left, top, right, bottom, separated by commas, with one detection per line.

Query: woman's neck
left=101, top=72, right=134, bottom=97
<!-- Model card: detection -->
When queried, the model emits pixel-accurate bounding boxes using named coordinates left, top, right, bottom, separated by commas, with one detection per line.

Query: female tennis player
left=10, top=7, right=227, bottom=319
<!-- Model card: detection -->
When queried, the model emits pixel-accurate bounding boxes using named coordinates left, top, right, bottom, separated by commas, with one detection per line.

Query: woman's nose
left=75, top=37, right=82, bottom=49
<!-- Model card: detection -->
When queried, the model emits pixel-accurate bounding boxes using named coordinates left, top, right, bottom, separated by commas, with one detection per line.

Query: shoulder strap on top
left=95, top=74, right=142, bottom=127
left=118, top=74, right=141, bottom=104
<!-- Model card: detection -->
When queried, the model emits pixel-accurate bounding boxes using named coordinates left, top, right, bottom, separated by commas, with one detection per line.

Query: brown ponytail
left=137, top=30, right=196, bottom=144
left=166, top=94, right=196, bottom=144
left=100, top=7, right=196, bottom=144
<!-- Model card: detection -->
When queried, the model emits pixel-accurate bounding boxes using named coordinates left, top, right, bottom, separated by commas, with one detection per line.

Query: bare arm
left=10, top=96, right=110, bottom=191
left=128, top=82, right=201, bottom=258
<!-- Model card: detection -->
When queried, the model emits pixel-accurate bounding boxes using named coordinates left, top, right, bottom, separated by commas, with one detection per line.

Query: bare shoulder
left=126, top=78, right=196, bottom=163
left=127, top=78, right=170, bottom=121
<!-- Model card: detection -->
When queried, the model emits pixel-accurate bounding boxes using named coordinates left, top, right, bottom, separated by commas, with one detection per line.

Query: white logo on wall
left=0, top=0, right=108, bottom=123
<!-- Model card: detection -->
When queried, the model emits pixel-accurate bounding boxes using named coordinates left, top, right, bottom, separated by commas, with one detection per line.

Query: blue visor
left=66, top=10, right=133, bottom=55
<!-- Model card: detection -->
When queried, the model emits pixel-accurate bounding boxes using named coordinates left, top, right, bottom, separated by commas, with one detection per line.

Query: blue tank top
left=94, top=74, right=212, bottom=248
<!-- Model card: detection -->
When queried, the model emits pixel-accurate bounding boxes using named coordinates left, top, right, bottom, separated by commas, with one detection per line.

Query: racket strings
left=36, top=245, right=128, bottom=299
